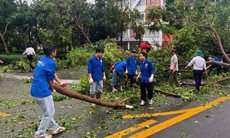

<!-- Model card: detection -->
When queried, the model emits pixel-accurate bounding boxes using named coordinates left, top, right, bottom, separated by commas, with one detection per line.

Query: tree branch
left=3, top=22, right=10, bottom=37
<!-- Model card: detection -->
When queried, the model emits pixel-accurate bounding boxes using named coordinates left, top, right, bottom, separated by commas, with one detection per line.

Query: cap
left=195, top=50, right=202, bottom=56
left=131, top=50, right=137, bottom=53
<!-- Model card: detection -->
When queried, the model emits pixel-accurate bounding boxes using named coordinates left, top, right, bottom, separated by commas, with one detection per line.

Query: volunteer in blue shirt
left=205, top=55, right=221, bottom=75
left=126, top=50, right=138, bottom=87
left=136, top=52, right=155, bottom=106
left=111, top=60, right=126, bottom=92
left=88, top=47, right=106, bottom=107
left=31, top=44, right=66, bottom=138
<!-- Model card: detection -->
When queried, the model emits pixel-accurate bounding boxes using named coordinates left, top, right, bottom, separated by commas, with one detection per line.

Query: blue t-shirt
left=211, top=56, right=221, bottom=69
left=88, top=55, right=105, bottom=82
left=114, top=61, right=126, bottom=72
left=126, top=56, right=137, bottom=75
left=140, top=59, right=155, bottom=83
left=31, top=55, right=56, bottom=98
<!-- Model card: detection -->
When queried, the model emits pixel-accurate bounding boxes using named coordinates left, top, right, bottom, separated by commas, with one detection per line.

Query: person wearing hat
left=126, top=50, right=138, bottom=87
left=169, top=49, right=179, bottom=86
left=185, top=50, right=207, bottom=91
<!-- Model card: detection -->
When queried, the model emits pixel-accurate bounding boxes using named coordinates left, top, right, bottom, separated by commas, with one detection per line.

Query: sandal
left=34, top=133, right=52, bottom=138
left=52, top=127, right=66, bottom=135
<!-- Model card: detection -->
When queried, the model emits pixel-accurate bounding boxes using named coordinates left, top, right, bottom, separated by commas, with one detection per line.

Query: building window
left=137, top=0, right=146, bottom=6
left=145, top=30, right=159, bottom=38
left=138, top=13, right=145, bottom=21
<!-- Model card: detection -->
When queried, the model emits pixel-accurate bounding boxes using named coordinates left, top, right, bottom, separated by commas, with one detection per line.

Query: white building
left=117, top=0, right=167, bottom=50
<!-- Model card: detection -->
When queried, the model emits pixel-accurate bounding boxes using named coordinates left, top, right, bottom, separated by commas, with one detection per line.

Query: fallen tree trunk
left=206, top=61, right=230, bottom=67
left=54, top=85, right=133, bottom=109
left=155, top=88, right=189, bottom=99
left=118, top=88, right=189, bottom=104
left=163, top=69, right=192, bottom=72
left=181, top=77, right=230, bottom=86
left=215, top=77, right=230, bottom=83
left=118, top=95, right=139, bottom=104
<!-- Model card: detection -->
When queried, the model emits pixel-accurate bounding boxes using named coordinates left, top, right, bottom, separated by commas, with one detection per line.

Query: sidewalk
left=0, top=73, right=79, bottom=84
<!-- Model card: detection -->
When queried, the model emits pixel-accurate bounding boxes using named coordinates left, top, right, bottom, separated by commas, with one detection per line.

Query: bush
left=0, top=54, right=26, bottom=64
left=0, top=59, right=36, bottom=73
left=147, top=49, right=171, bottom=82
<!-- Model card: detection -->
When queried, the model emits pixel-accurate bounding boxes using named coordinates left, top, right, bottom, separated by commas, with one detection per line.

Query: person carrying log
left=88, top=47, right=106, bottom=107
left=136, top=52, right=156, bottom=106
left=31, top=44, right=66, bottom=138
left=185, top=50, right=207, bottom=91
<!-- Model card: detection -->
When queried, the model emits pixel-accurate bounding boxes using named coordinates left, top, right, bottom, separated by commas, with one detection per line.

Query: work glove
left=103, top=75, right=106, bottom=83
left=60, top=82, right=67, bottom=87
left=89, top=77, right=93, bottom=85
left=135, top=71, right=138, bottom=75
left=149, top=76, right=153, bottom=83
left=110, top=66, right=114, bottom=71
left=136, top=76, right=140, bottom=82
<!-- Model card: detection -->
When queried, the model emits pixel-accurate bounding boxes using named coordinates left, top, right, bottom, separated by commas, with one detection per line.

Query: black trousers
left=193, top=70, right=203, bottom=91
left=140, top=82, right=154, bottom=101
left=27, top=55, right=33, bottom=63
left=127, top=74, right=135, bottom=87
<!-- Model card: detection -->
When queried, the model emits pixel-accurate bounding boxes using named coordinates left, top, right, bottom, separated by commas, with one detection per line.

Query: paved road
left=152, top=99, right=230, bottom=138
left=0, top=73, right=229, bottom=138
left=106, top=96, right=230, bottom=138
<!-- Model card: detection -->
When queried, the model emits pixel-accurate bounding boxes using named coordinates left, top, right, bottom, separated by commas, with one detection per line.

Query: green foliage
left=0, top=59, right=35, bottom=73
left=72, top=75, right=90, bottom=95
left=147, top=49, right=171, bottom=80
left=57, top=48, right=93, bottom=69
left=103, top=42, right=130, bottom=69
left=0, top=54, right=26, bottom=64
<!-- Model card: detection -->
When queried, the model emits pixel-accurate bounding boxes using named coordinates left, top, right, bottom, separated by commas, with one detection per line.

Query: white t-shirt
left=23, top=47, right=36, bottom=55
left=170, top=54, right=178, bottom=71
left=187, top=56, right=206, bottom=70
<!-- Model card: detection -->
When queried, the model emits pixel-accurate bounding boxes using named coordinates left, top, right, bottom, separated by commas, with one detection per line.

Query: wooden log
left=54, top=85, right=133, bottom=109
left=180, top=82, right=207, bottom=86
left=155, top=88, right=189, bottom=99
left=206, top=61, right=230, bottom=67
left=163, top=69, right=192, bottom=72
left=118, top=95, right=139, bottom=104
left=215, top=77, right=230, bottom=83
left=118, top=88, right=189, bottom=104
left=181, top=77, right=230, bottom=86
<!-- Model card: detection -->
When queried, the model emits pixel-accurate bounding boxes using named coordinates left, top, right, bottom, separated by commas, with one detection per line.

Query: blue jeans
left=90, top=80, right=103, bottom=94
left=34, top=95, right=59, bottom=135
left=193, top=70, right=203, bottom=91
left=111, top=70, right=124, bottom=87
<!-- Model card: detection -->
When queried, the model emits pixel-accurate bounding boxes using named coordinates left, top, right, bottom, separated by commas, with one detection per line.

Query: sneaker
left=91, top=103, right=96, bottom=107
left=140, top=100, right=145, bottom=106
left=34, top=133, right=52, bottom=138
left=52, top=127, right=66, bottom=135
left=112, top=89, right=118, bottom=92
left=149, top=99, right=153, bottom=105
